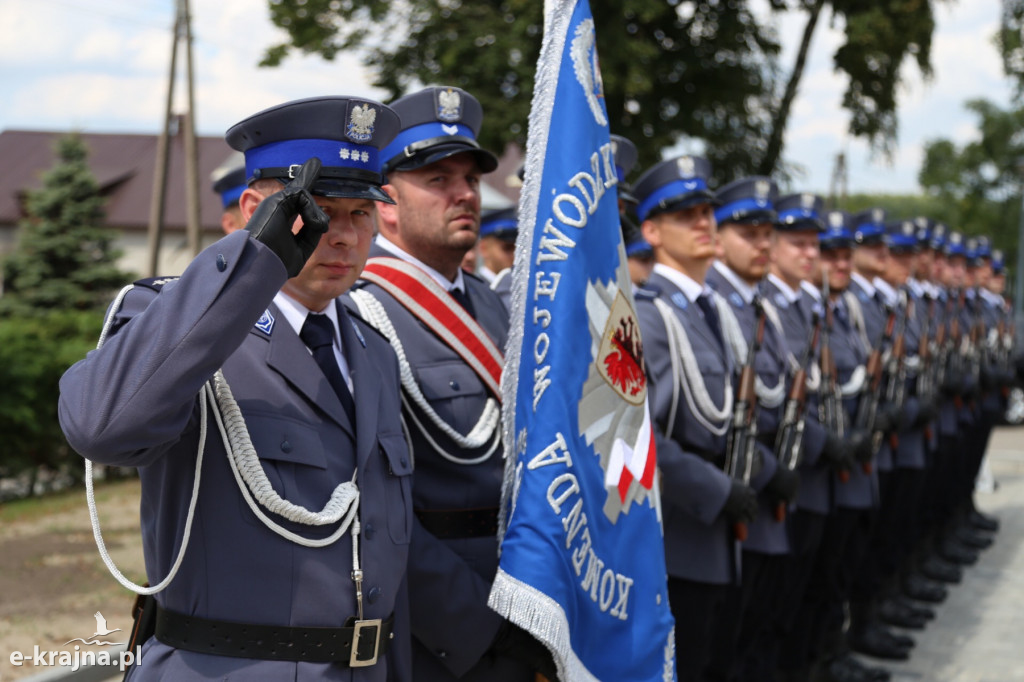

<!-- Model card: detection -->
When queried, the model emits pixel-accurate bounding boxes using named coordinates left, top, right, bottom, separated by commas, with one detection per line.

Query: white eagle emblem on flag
left=347, top=104, right=376, bottom=142
left=437, top=88, right=462, bottom=122
left=570, top=18, right=608, bottom=127
left=578, top=255, right=658, bottom=523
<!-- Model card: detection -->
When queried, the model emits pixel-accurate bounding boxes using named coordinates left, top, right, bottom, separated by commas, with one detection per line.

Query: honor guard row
left=624, top=149, right=1010, bottom=682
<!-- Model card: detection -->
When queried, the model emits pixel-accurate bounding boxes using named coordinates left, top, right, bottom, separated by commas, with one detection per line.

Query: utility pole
left=827, top=151, right=848, bottom=211
left=146, top=0, right=201, bottom=277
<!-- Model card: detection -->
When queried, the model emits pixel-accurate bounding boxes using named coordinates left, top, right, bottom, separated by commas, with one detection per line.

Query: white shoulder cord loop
left=87, top=284, right=202, bottom=595
left=717, top=298, right=787, bottom=409
left=653, top=298, right=733, bottom=436
left=350, top=288, right=501, bottom=465
left=88, top=286, right=362, bottom=596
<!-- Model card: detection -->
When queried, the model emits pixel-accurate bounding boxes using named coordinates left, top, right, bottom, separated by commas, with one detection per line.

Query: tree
left=1, top=134, right=133, bottom=317
left=261, top=0, right=940, bottom=183
left=917, top=98, right=1024, bottom=263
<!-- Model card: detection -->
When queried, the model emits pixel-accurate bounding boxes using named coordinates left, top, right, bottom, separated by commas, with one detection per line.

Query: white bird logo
left=92, top=611, right=122, bottom=637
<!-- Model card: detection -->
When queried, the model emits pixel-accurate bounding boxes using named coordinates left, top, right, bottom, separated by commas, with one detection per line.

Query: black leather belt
left=154, top=606, right=392, bottom=666
left=416, top=507, right=499, bottom=539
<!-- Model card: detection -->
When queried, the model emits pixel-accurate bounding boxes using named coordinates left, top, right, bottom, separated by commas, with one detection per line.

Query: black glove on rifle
left=722, top=480, right=758, bottom=525
left=490, top=620, right=558, bottom=679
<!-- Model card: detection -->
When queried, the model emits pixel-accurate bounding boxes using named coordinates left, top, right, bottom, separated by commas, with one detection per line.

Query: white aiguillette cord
left=86, top=285, right=361, bottom=596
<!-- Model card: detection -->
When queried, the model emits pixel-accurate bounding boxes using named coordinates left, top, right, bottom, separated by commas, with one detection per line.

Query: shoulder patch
left=728, top=292, right=745, bottom=308
left=773, top=292, right=788, bottom=309
left=671, top=292, right=689, bottom=310
left=634, top=284, right=660, bottom=299
left=133, top=276, right=180, bottom=292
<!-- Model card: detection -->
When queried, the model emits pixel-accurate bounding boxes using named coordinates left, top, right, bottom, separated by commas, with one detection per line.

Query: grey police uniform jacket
left=706, top=267, right=787, bottom=556
left=635, top=272, right=738, bottom=585
left=58, top=230, right=413, bottom=682
left=829, top=296, right=879, bottom=510
left=934, top=289, right=961, bottom=438
left=761, top=279, right=830, bottom=515
left=892, top=286, right=926, bottom=470
left=846, top=277, right=895, bottom=472
left=353, top=245, right=530, bottom=682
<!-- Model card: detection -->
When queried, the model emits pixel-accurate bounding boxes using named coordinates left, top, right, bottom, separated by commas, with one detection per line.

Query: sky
left=0, top=0, right=1014, bottom=196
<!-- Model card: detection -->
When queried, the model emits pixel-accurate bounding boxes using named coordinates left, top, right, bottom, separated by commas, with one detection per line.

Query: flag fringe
left=488, top=569, right=600, bottom=682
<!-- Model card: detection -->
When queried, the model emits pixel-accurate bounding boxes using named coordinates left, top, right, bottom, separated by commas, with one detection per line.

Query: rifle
left=774, top=309, right=820, bottom=520
left=916, top=293, right=935, bottom=403
left=724, top=298, right=767, bottom=542
left=881, top=291, right=910, bottom=450
left=854, top=304, right=897, bottom=470
left=947, top=288, right=966, bottom=409
left=818, top=274, right=849, bottom=481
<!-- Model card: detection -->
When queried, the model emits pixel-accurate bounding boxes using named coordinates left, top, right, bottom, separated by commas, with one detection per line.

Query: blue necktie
left=300, top=314, right=356, bottom=426
left=696, top=294, right=725, bottom=351
left=450, top=287, right=475, bottom=317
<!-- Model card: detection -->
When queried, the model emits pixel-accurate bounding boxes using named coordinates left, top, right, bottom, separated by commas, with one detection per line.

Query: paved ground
left=875, top=427, right=1024, bottom=682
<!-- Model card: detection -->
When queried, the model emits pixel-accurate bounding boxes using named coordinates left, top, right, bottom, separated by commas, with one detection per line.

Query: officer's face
left=286, top=195, right=377, bottom=310
left=815, top=248, right=852, bottom=293
left=975, top=261, right=993, bottom=287
left=770, top=230, right=820, bottom=287
left=377, top=153, right=483, bottom=278
left=931, top=254, right=947, bottom=283
left=852, top=241, right=888, bottom=277
left=628, top=254, right=655, bottom=286
left=947, top=256, right=967, bottom=287
left=915, top=248, right=934, bottom=278
left=716, top=221, right=773, bottom=284
left=990, top=273, right=1006, bottom=294
left=642, top=202, right=717, bottom=271
left=883, top=251, right=913, bottom=286
left=479, top=235, right=516, bottom=274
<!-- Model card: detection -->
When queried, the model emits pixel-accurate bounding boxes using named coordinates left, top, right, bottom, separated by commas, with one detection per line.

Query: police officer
left=632, top=155, right=758, bottom=682
left=623, top=218, right=655, bottom=287
left=58, top=96, right=413, bottom=681
left=476, top=206, right=517, bottom=286
left=760, top=194, right=852, bottom=682
left=704, top=177, right=802, bottom=681
left=349, top=86, right=552, bottom=681
left=210, top=150, right=248, bottom=234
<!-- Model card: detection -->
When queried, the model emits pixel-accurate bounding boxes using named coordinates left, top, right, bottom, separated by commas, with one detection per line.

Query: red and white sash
left=360, top=257, right=504, bottom=400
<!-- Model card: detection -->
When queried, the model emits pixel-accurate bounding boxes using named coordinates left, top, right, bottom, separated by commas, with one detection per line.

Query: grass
left=0, top=477, right=140, bottom=524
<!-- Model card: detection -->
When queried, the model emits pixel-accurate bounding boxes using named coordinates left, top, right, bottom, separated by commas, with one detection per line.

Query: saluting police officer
left=59, top=96, right=413, bottom=681
left=348, top=86, right=553, bottom=681
left=632, top=155, right=759, bottom=682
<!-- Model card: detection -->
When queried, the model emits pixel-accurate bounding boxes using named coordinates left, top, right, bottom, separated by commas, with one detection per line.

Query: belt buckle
left=349, top=619, right=382, bottom=667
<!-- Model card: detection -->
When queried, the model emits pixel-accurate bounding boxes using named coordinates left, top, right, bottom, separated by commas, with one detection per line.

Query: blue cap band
left=220, top=184, right=246, bottom=208
left=381, top=121, right=476, bottom=165
left=715, top=197, right=774, bottom=224
left=626, top=239, right=653, bottom=257
left=245, top=138, right=380, bottom=179
left=777, top=207, right=819, bottom=223
left=820, top=229, right=854, bottom=248
left=637, top=177, right=710, bottom=222
left=854, top=223, right=885, bottom=239
left=481, top=217, right=518, bottom=236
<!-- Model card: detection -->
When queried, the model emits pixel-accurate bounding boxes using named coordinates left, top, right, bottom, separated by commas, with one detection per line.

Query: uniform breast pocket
left=379, top=432, right=413, bottom=545
left=413, top=361, right=487, bottom=427
left=239, top=412, right=335, bottom=525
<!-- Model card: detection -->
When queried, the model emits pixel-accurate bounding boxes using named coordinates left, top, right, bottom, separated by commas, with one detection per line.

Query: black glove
left=848, top=428, right=874, bottom=464
left=913, top=395, right=938, bottom=427
left=489, top=620, right=558, bottom=679
left=764, top=467, right=800, bottom=506
left=821, top=432, right=854, bottom=474
left=244, top=157, right=330, bottom=278
left=722, top=480, right=758, bottom=525
left=941, top=369, right=963, bottom=398
left=873, top=403, right=902, bottom=434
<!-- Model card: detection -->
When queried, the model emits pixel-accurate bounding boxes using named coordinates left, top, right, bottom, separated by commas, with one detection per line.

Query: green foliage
left=1, top=135, right=133, bottom=317
left=0, top=309, right=103, bottom=480
left=262, top=0, right=941, bottom=182
left=999, top=0, right=1024, bottom=101
left=916, top=98, right=1024, bottom=278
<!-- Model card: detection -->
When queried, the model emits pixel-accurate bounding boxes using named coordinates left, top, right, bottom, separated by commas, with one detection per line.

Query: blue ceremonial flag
left=487, top=0, right=677, bottom=679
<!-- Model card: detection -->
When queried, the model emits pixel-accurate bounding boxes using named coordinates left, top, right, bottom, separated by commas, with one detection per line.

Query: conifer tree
left=1, top=134, right=133, bottom=316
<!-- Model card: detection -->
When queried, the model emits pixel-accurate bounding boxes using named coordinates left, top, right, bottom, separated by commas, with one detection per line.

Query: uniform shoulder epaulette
left=132, top=276, right=180, bottom=292
left=634, top=285, right=660, bottom=300
left=349, top=278, right=372, bottom=292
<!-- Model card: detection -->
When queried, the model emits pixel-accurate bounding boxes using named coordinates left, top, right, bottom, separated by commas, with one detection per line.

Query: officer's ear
left=375, top=183, right=401, bottom=235
left=238, top=187, right=265, bottom=223
left=641, top=217, right=661, bottom=249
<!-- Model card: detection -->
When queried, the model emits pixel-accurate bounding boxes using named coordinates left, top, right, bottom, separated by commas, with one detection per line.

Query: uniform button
left=216, top=253, right=227, bottom=272
left=364, top=523, right=374, bottom=540
left=437, top=650, right=447, bottom=659
left=280, top=440, right=292, bottom=453
left=449, top=380, right=460, bottom=391
left=367, top=586, right=381, bottom=604
left=400, top=458, right=408, bottom=468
